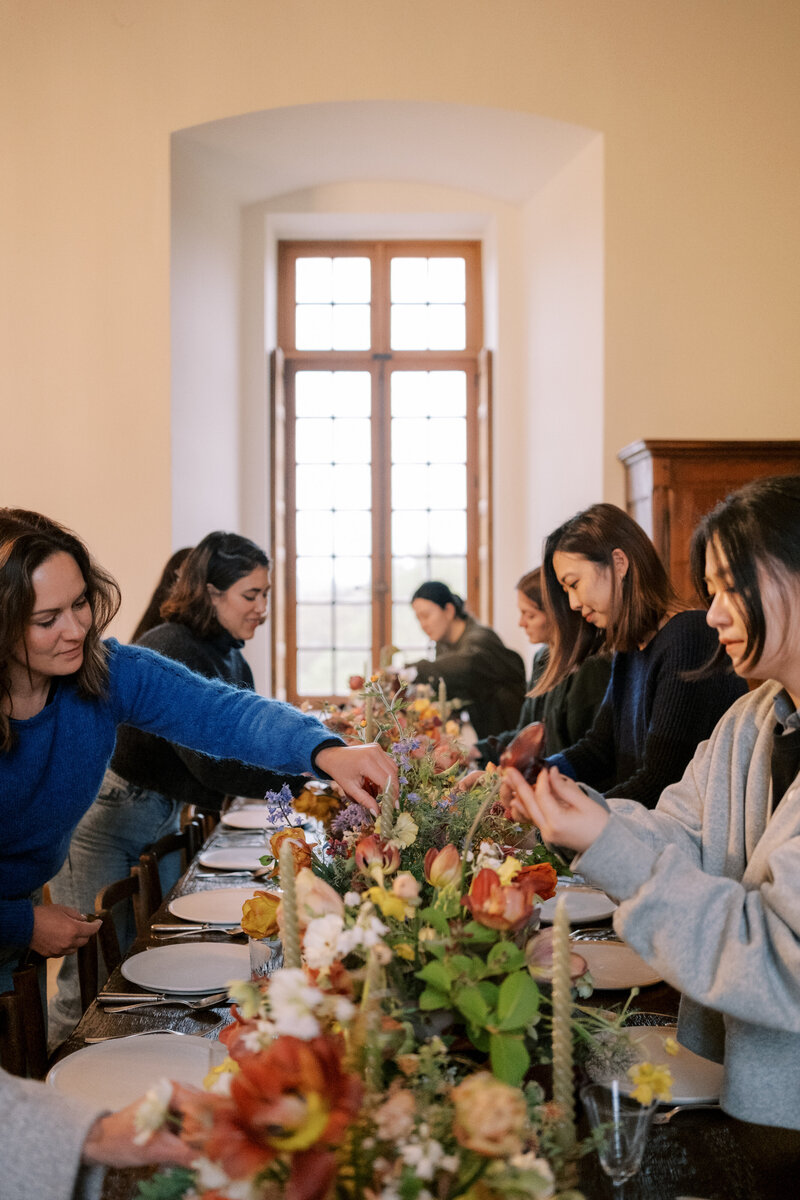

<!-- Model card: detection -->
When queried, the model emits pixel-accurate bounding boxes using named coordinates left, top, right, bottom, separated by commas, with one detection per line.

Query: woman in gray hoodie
left=506, top=474, right=800, bottom=1177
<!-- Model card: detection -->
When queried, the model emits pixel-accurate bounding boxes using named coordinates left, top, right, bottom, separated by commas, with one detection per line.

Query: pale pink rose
left=392, top=872, right=421, bottom=902
left=373, top=1088, right=416, bottom=1141
left=294, top=867, right=345, bottom=929
left=451, top=1072, right=527, bottom=1157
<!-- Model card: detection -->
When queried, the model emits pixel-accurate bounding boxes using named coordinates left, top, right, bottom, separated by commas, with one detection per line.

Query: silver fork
left=102, top=990, right=230, bottom=1013
left=652, top=1103, right=721, bottom=1125
left=152, top=924, right=243, bottom=939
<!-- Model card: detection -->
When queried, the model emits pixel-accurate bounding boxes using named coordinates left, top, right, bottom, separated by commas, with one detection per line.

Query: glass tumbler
left=580, top=1080, right=657, bottom=1187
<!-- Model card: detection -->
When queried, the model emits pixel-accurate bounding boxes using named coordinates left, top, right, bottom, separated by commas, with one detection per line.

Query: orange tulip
left=515, top=861, right=558, bottom=904
left=240, top=889, right=281, bottom=938
left=424, top=844, right=462, bottom=889
left=354, top=834, right=400, bottom=883
left=270, top=827, right=314, bottom=872
left=460, top=867, right=538, bottom=932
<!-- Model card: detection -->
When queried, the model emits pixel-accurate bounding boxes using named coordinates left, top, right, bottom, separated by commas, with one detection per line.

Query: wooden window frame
left=272, top=240, right=490, bottom=704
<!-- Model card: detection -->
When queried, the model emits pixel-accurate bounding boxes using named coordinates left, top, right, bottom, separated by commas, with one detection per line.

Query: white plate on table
left=121, top=943, right=250, bottom=994
left=629, top=1026, right=724, bottom=1104
left=169, top=886, right=273, bottom=926
left=198, top=847, right=266, bottom=871
left=47, top=1032, right=227, bottom=1110
left=578, top=941, right=662, bottom=990
left=221, top=807, right=277, bottom=830
left=539, top=884, right=617, bottom=925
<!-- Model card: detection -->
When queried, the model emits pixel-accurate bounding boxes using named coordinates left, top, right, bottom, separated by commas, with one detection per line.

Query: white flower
left=267, top=968, right=324, bottom=1039
left=509, top=1153, right=555, bottom=1198
left=400, top=1136, right=447, bottom=1180
left=389, top=813, right=419, bottom=849
left=396, top=666, right=418, bottom=684
left=240, top=1019, right=274, bottom=1053
left=344, top=891, right=362, bottom=907
left=475, top=840, right=504, bottom=872
left=133, top=1078, right=172, bottom=1145
left=193, top=1156, right=258, bottom=1199
left=303, top=913, right=346, bottom=969
left=332, top=995, right=356, bottom=1023
left=226, top=979, right=263, bottom=1020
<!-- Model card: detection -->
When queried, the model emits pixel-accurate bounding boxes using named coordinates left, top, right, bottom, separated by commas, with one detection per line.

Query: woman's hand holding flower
left=503, top=765, right=609, bottom=853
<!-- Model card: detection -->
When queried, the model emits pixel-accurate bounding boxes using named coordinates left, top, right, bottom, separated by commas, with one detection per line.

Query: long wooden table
left=51, top=824, right=791, bottom=1200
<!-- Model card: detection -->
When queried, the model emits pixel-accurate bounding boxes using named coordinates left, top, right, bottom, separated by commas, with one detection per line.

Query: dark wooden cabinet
left=618, top=439, right=800, bottom=602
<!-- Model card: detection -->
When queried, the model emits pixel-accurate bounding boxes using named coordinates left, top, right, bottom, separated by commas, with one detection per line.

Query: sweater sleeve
left=106, top=640, right=344, bottom=773
left=0, top=1068, right=105, bottom=1200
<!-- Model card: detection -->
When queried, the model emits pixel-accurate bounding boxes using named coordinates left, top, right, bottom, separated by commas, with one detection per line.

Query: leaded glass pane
left=335, top=604, right=371, bottom=647
left=428, top=258, right=466, bottom=303
left=332, top=257, right=371, bottom=303
left=296, top=304, right=333, bottom=350
left=296, top=510, right=333, bottom=557
left=333, top=510, right=371, bottom=556
left=296, top=258, right=332, bottom=303
left=332, top=303, right=370, bottom=351
left=429, top=509, right=467, bottom=556
left=296, top=557, right=333, bottom=603
left=296, top=605, right=332, bottom=648
left=298, top=648, right=334, bottom=694
left=332, top=418, right=371, bottom=464
left=296, top=418, right=334, bottom=463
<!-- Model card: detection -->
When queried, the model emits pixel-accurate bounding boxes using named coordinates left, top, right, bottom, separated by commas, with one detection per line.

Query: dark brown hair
left=690, top=474, right=800, bottom=673
left=516, top=567, right=543, bottom=608
left=537, top=502, right=680, bottom=692
left=131, top=547, right=192, bottom=642
left=0, top=508, right=121, bottom=753
left=160, top=531, right=269, bottom=638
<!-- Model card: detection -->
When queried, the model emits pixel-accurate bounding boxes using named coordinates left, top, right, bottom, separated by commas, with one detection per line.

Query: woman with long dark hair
left=475, top=566, right=611, bottom=765
left=0, top=510, right=395, bottom=1019
left=536, top=503, right=746, bottom=806
left=505, top=475, right=800, bottom=1171
left=406, top=580, right=526, bottom=739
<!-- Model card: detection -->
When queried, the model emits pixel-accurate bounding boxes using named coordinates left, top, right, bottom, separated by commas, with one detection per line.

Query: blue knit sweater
left=549, top=610, right=747, bottom=808
left=1, top=639, right=343, bottom=948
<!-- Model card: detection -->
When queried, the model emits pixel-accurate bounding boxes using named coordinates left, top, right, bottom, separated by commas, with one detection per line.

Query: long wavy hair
left=537, top=502, right=679, bottom=692
left=0, top=508, right=121, bottom=753
left=690, top=474, right=800, bottom=673
left=160, top=531, right=270, bottom=638
left=131, top=546, right=192, bottom=642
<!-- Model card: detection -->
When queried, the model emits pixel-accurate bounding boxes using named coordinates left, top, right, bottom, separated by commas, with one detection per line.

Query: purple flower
left=330, top=802, right=372, bottom=837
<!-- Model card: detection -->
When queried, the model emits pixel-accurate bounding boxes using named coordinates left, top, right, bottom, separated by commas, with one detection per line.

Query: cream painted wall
left=3, top=0, right=800, bottom=646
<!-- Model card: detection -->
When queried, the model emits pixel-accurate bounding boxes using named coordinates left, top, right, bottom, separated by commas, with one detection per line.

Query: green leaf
left=137, top=1169, right=196, bottom=1200
left=489, top=1032, right=530, bottom=1086
left=467, top=1023, right=491, bottom=1052
left=462, top=920, right=499, bottom=943
left=448, top=954, right=475, bottom=977
left=454, top=983, right=490, bottom=1024
left=418, top=986, right=449, bottom=1011
left=486, top=940, right=525, bottom=974
left=495, top=971, right=541, bottom=1031
left=476, top=978, right=500, bottom=1009
left=418, top=906, right=450, bottom=936
left=415, top=961, right=453, bottom=993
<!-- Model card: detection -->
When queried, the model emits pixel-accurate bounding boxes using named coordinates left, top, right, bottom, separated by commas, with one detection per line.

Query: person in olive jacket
left=406, top=581, right=526, bottom=739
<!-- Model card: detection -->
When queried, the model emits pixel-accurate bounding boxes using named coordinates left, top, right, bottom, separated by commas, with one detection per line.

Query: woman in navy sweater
left=535, top=503, right=746, bottom=807
left=0, top=508, right=396, bottom=993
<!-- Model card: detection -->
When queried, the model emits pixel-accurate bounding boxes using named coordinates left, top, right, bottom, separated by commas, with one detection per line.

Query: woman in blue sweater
left=534, top=503, right=746, bottom=807
left=0, top=508, right=396, bottom=991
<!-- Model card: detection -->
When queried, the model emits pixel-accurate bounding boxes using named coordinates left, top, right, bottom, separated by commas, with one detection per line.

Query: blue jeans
left=47, top=769, right=182, bottom=1049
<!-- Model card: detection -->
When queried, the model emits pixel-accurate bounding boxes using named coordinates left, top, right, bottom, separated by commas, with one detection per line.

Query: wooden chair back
left=92, top=865, right=148, bottom=977
left=138, top=818, right=203, bottom=916
left=0, top=962, right=48, bottom=1078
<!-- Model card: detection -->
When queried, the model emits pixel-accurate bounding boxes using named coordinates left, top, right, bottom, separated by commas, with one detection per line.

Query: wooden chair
left=91, top=866, right=149, bottom=979
left=138, top=818, right=203, bottom=917
left=0, top=962, right=48, bottom=1078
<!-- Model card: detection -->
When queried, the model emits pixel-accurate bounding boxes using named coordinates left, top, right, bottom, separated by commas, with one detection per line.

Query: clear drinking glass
left=580, top=1081, right=657, bottom=1193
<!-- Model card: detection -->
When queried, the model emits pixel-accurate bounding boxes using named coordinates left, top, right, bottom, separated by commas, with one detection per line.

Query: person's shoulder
left=657, top=609, right=717, bottom=653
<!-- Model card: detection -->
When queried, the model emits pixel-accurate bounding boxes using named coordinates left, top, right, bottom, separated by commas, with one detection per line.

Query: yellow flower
left=394, top=942, right=415, bottom=961
left=203, top=1056, right=240, bottom=1091
left=390, top=812, right=419, bottom=848
left=445, top=720, right=461, bottom=736
left=293, top=786, right=342, bottom=822
left=664, top=1036, right=679, bottom=1056
left=241, top=889, right=281, bottom=938
left=364, top=885, right=411, bottom=921
left=497, top=855, right=522, bottom=885
left=627, top=1061, right=673, bottom=1106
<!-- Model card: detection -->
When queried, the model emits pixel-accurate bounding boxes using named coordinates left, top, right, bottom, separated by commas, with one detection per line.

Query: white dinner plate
left=578, top=941, right=662, bottom=990
left=539, top=884, right=617, bottom=925
left=221, top=807, right=276, bottom=830
left=169, top=886, right=270, bottom=925
left=629, top=1026, right=724, bottom=1104
left=198, top=847, right=266, bottom=871
left=121, top=943, right=250, bottom=993
left=47, top=1032, right=227, bottom=1111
